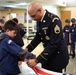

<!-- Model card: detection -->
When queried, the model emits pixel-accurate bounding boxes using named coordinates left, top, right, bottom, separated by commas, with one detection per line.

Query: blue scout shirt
left=71, top=24, right=76, bottom=40
left=0, top=35, right=21, bottom=75
left=63, top=25, right=71, bottom=45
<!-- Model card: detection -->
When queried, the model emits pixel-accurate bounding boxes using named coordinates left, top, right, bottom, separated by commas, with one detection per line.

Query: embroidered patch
left=54, top=25, right=60, bottom=34
left=52, top=17, right=59, bottom=22
left=8, top=40, right=12, bottom=44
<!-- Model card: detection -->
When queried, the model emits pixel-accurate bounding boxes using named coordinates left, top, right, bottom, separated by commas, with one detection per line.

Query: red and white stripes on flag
left=32, top=66, right=73, bottom=75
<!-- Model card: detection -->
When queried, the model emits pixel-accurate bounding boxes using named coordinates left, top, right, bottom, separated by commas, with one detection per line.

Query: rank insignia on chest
left=54, top=25, right=60, bottom=34
left=42, top=27, right=48, bottom=34
left=42, top=27, right=48, bottom=30
left=45, top=36, right=50, bottom=40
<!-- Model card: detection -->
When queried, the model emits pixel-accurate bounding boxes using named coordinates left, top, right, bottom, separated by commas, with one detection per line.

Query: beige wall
left=0, top=7, right=61, bottom=28
left=2, top=7, right=75, bottom=25
left=0, top=11, right=1, bottom=18
left=57, top=7, right=61, bottom=18
left=0, top=8, right=35, bottom=28
left=60, top=7, right=76, bottom=19
left=1, top=8, right=25, bottom=24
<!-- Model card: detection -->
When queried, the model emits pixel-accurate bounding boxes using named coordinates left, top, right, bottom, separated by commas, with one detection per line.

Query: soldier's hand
left=25, top=48, right=28, bottom=51
left=26, top=59, right=37, bottom=68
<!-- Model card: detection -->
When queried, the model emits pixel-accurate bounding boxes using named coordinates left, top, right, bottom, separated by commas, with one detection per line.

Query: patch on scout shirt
left=54, top=25, right=60, bottom=34
left=65, top=30, right=69, bottom=32
left=8, top=40, right=12, bottom=44
left=72, top=29, right=74, bottom=32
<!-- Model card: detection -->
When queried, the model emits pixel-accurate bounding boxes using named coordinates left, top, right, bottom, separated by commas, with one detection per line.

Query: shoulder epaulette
left=48, top=13, right=59, bottom=22
left=48, top=13, right=55, bottom=19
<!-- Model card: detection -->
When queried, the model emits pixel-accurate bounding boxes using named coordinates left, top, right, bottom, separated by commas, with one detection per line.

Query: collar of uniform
left=41, top=10, right=46, bottom=22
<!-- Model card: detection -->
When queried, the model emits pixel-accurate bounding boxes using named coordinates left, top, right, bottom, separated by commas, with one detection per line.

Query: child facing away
left=0, top=20, right=36, bottom=75
left=0, top=19, right=5, bottom=34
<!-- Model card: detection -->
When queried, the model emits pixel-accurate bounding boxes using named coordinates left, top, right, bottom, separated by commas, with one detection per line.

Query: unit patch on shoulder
left=54, top=25, right=60, bottom=34
left=52, top=17, right=59, bottom=22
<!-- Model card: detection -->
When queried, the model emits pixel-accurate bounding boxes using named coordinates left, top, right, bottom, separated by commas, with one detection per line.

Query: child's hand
left=25, top=52, right=36, bottom=59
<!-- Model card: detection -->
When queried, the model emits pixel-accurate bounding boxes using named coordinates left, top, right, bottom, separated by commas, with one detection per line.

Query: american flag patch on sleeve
left=8, top=40, right=12, bottom=44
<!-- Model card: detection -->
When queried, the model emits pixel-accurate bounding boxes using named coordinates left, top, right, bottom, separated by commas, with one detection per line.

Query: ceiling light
left=15, top=2, right=29, bottom=6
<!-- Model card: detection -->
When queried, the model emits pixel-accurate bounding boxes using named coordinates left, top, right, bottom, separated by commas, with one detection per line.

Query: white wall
left=0, top=11, right=1, bottom=18
left=43, top=6, right=58, bottom=15
left=43, top=5, right=61, bottom=18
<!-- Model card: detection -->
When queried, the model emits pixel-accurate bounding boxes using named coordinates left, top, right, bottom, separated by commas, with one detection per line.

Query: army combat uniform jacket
left=26, top=10, right=69, bottom=72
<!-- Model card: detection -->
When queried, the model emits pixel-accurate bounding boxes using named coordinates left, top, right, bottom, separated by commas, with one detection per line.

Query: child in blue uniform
left=71, top=18, right=76, bottom=59
left=63, top=19, right=72, bottom=56
left=63, top=19, right=71, bottom=45
left=0, top=20, right=36, bottom=75
left=63, top=19, right=71, bottom=72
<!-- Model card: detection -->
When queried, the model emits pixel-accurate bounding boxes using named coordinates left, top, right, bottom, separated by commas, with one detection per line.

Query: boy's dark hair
left=4, top=20, right=19, bottom=32
left=0, top=19, right=5, bottom=24
left=71, top=18, right=76, bottom=23
left=12, top=18, right=18, bottom=24
left=65, top=19, right=70, bottom=23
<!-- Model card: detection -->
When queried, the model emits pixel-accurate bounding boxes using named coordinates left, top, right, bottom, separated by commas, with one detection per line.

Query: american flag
left=32, top=66, right=73, bottom=75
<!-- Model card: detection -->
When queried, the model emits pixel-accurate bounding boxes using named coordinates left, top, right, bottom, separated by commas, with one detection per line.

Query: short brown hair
left=0, top=19, right=5, bottom=24
left=4, top=20, right=19, bottom=32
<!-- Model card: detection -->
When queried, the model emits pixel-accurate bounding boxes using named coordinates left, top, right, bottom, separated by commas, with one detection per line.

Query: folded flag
left=32, top=66, right=73, bottom=75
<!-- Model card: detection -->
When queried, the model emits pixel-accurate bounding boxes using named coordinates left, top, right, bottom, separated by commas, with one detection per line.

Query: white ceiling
left=0, top=0, right=76, bottom=10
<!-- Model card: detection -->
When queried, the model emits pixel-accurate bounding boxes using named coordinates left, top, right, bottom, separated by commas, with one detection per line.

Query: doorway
left=61, top=11, right=71, bottom=28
